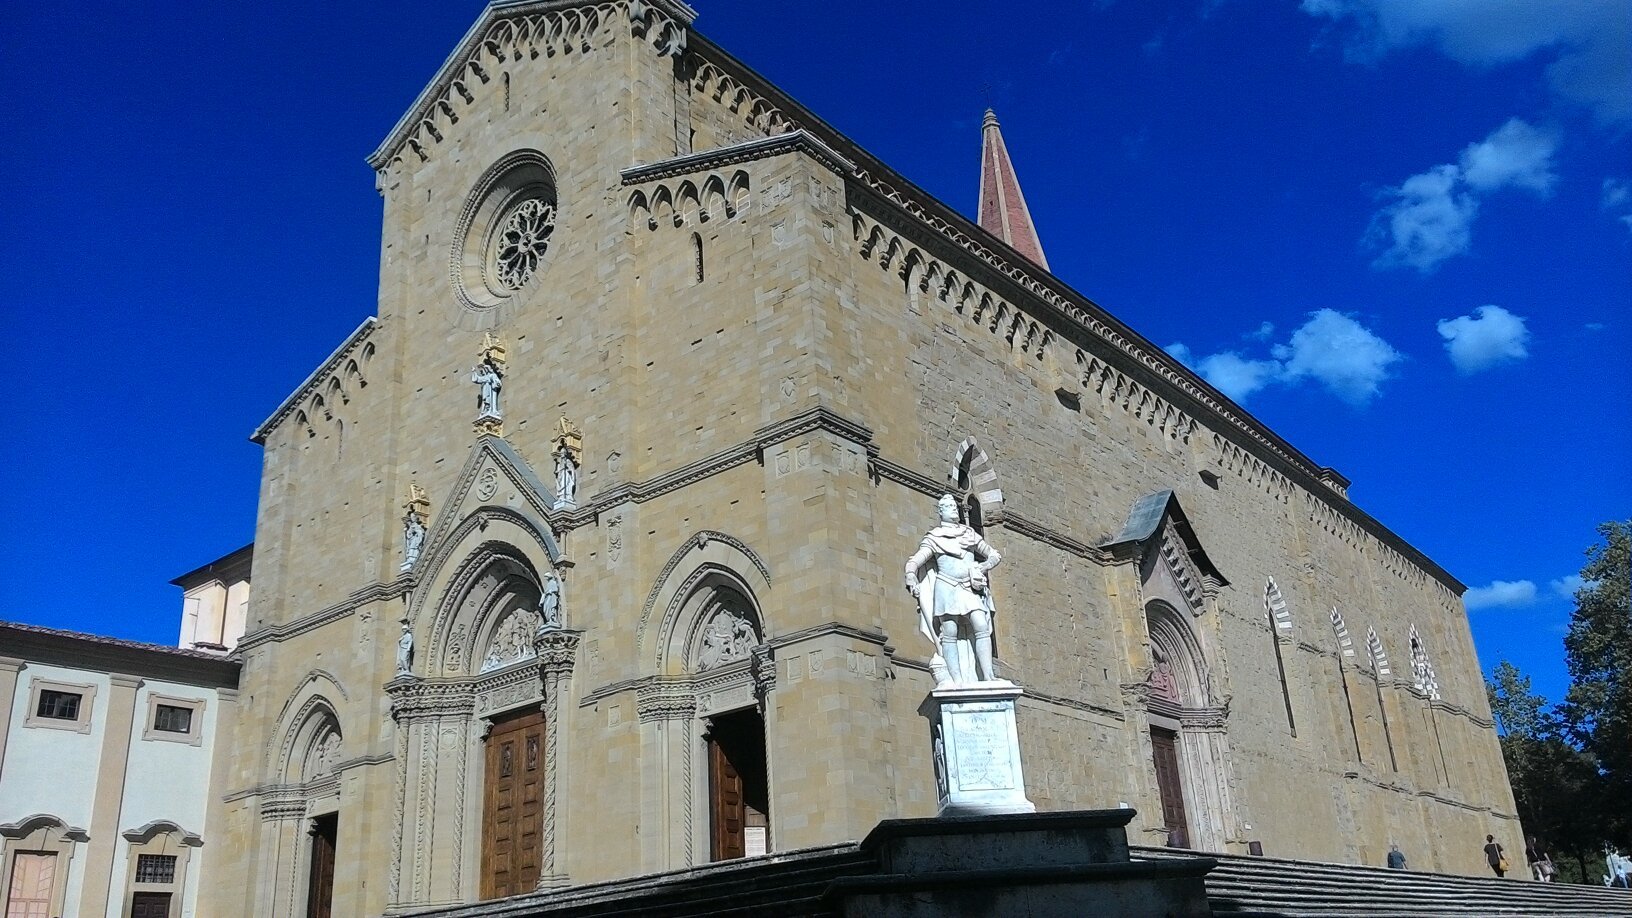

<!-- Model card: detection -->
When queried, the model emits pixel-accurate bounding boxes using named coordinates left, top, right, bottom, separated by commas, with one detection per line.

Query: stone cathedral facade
left=204, top=2, right=1522, bottom=915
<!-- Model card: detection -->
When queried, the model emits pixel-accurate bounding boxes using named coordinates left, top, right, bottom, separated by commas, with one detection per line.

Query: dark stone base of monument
left=824, top=809, right=1215, bottom=917
left=401, top=809, right=1213, bottom=917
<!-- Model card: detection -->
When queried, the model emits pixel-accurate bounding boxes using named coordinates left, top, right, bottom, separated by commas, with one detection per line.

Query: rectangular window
left=35, top=689, right=82, bottom=721
left=153, top=704, right=193, bottom=734
left=6, top=851, right=57, bottom=918
left=141, top=694, right=205, bottom=745
left=134, top=854, right=176, bottom=885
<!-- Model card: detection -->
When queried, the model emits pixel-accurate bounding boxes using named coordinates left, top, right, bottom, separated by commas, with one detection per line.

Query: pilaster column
left=80, top=672, right=142, bottom=918
left=0, top=657, right=23, bottom=781
left=535, top=629, right=581, bottom=889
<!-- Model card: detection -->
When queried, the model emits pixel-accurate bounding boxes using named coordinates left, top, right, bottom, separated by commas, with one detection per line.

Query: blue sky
left=0, top=0, right=1626, bottom=705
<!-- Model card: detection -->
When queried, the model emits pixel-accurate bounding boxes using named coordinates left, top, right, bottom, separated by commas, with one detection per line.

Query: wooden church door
left=1151, top=727, right=1190, bottom=848
left=707, top=709, right=769, bottom=861
left=481, top=710, right=545, bottom=899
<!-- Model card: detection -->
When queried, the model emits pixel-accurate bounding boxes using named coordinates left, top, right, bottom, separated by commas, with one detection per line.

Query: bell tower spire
left=977, top=109, right=1049, bottom=270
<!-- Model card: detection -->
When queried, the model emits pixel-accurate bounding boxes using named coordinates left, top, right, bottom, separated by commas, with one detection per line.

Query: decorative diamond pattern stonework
left=492, top=198, right=555, bottom=291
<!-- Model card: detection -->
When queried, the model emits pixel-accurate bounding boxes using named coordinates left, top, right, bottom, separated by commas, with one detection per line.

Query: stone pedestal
left=919, top=683, right=1035, bottom=817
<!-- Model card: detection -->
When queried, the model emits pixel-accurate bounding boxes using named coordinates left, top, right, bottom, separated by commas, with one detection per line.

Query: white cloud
left=1302, top=0, right=1632, bottom=126
left=1603, top=178, right=1632, bottom=232
left=1371, top=164, right=1477, bottom=272
left=1196, top=352, right=1284, bottom=402
left=1168, top=310, right=1400, bottom=405
left=1274, top=309, right=1403, bottom=404
left=1370, top=121, right=1556, bottom=273
left=1459, top=120, right=1557, bottom=194
left=1550, top=575, right=1585, bottom=598
left=1465, top=579, right=1538, bottom=610
left=1436, top=305, right=1531, bottom=374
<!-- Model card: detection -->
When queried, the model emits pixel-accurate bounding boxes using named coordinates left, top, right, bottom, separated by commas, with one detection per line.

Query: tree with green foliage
left=1488, top=661, right=1602, bottom=883
left=1485, top=521, right=1632, bottom=884
left=1560, top=520, right=1632, bottom=850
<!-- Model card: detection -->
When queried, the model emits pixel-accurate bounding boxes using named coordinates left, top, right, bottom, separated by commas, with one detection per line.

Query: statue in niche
left=481, top=606, right=543, bottom=672
left=400, top=484, right=430, bottom=572
left=696, top=604, right=759, bottom=672
left=539, top=573, right=562, bottom=630
left=471, top=358, right=504, bottom=420
left=395, top=621, right=415, bottom=675
left=552, top=416, right=582, bottom=507
left=904, top=493, right=1004, bottom=688
left=401, top=511, right=426, bottom=571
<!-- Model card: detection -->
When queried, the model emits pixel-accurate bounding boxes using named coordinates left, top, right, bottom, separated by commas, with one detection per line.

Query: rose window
left=492, top=198, right=556, bottom=291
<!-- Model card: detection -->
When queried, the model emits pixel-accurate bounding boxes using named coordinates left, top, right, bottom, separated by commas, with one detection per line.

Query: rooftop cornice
left=676, top=32, right=1463, bottom=594
left=0, top=621, right=241, bottom=688
left=620, top=130, right=854, bottom=185
left=251, top=317, right=377, bottom=444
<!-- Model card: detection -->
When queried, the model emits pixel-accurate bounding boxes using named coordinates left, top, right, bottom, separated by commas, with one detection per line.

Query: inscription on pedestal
left=947, top=705, right=1016, bottom=791
left=921, top=684, right=1035, bottom=816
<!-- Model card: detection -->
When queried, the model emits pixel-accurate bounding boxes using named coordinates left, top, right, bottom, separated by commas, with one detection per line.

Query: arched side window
left=1328, top=607, right=1364, bottom=763
left=948, top=436, right=1003, bottom=532
left=1367, top=627, right=1400, bottom=772
left=691, top=232, right=705, bottom=284
left=1408, top=624, right=1441, bottom=700
left=1264, top=578, right=1296, bottom=735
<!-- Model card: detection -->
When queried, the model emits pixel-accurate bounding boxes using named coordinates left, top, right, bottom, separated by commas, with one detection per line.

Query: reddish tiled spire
left=977, top=109, right=1049, bottom=270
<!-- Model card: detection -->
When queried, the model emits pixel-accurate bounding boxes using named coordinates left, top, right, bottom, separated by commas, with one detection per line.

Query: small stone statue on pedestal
left=396, top=620, right=415, bottom=675
left=539, top=572, right=562, bottom=631
left=552, top=416, right=582, bottom=509
left=400, top=484, right=430, bottom=572
left=471, top=334, right=508, bottom=436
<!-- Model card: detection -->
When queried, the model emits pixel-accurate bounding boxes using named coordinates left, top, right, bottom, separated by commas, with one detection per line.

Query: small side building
left=171, top=544, right=253, bottom=655
left=0, top=621, right=240, bottom=918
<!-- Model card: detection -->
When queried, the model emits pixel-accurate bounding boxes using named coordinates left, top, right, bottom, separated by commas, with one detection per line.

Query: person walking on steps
left=1485, top=834, right=1508, bottom=877
left=1387, top=844, right=1407, bottom=870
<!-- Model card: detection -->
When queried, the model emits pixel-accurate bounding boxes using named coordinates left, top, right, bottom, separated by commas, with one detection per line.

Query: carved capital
left=750, top=642, right=776, bottom=708
left=535, top=629, right=582, bottom=678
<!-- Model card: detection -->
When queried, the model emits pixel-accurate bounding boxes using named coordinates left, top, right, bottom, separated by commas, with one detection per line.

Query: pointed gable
left=1103, top=490, right=1229, bottom=613
left=415, top=436, right=564, bottom=576
left=977, top=109, right=1049, bottom=270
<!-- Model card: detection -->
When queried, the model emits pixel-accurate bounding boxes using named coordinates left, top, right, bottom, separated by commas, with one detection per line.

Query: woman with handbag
left=1485, top=834, right=1508, bottom=877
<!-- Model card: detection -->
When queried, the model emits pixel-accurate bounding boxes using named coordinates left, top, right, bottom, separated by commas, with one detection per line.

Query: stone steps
left=1133, top=845, right=1632, bottom=917
left=404, top=844, right=867, bottom=917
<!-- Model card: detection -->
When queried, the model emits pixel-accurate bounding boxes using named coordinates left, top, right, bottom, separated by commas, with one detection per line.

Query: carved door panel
left=709, top=736, right=746, bottom=860
left=305, top=813, right=337, bottom=918
left=131, top=892, right=172, bottom=918
left=1151, top=727, right=1190, bottom=848
left=482, top=710, right=545, bottom=899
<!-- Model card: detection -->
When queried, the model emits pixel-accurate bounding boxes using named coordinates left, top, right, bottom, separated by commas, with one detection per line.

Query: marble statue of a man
left=471, top=360, right=503, bottom=420
left=904, top=494, right=1004, bottom=688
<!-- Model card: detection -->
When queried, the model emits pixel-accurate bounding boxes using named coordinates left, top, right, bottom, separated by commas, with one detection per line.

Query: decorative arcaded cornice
left=368, top=0, right=697, bottom=173
left=620, top=130, right=853, bottom=185
left=251, top=317, right=377, bottom=444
